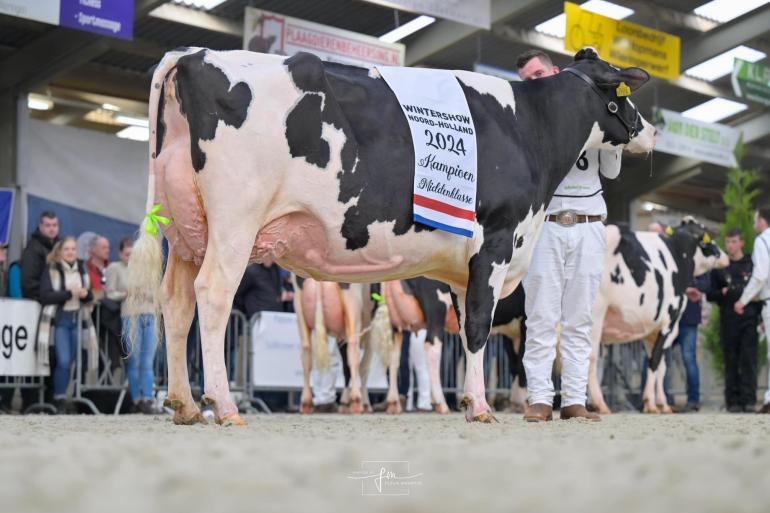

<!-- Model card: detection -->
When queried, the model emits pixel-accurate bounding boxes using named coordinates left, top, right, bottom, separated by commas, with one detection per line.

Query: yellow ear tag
left=665, top=226, right=674, bottom=236
left=703, top=233, right=712, bottom=244
left=616, top=82, right=632, bottom=97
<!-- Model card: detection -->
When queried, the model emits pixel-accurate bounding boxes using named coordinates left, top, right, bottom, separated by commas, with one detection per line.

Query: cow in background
left=588, top=219, right=728, bottom=414
left=292, top=277, right=373, bottom=414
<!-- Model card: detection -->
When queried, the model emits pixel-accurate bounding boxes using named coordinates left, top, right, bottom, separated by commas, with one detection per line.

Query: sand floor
left=1, top=411, right=769, bottom=513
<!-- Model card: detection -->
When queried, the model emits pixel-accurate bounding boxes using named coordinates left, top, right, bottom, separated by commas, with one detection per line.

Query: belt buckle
left=556, top=210, right=577, bottom=227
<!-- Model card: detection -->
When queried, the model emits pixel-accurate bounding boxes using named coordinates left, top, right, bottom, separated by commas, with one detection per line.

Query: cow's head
left=563, top=48, right=656, bottom=154
left=670, top=217, right=729, bottom=276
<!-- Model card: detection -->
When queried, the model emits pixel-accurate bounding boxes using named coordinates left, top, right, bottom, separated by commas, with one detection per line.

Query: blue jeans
left=668, top=325, right=700, bottom=405
left=54, top=311, right=79, bottom=398
left=122, top=315, right=157, bottom=401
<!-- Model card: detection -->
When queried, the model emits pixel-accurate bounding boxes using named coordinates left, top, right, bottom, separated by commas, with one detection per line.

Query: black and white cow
left=588, top=220, right=728, bottom=414
left=129, top=46, right=655, bottom=425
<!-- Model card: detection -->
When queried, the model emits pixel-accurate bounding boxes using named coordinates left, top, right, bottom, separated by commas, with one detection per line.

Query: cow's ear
left=616, top=67, right=649, bottom=92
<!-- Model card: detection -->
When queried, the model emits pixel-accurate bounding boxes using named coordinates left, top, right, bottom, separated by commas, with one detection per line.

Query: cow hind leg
left=386, top=331, right=404, bottom=415
left=195, top=231, right=256, bottom=427
left=655, top=358, right=673, bottom=414
left=292, top=281, right=314, bottom=414
left=642, top=334, right=661, bottom=413
left=588, top=301, right=612, bottom=414
left=161, top=250, right=205, bottom=425
left=341, top=288, right=364, bottom=414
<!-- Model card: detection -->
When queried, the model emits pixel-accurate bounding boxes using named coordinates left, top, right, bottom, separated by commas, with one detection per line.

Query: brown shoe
left=757, top=402, right=770, bottom=414
left=523, top=403, right=553, bottom=422
left=560, top=404, right=601, bottom=421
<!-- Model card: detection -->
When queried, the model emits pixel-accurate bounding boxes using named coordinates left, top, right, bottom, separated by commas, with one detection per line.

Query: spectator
left=648, top=222, right=665, bottom=234
left=665, top=274, right=710, bottom=413
left=21, top=211, right=59, bottom=300
left=735, top=207, right=770, bottom=414
left=106, top=237, right=158, bottom=414
left=706, top=229, right=761, bottom=412
left=234, top=263, right=288, bottom=317
left=37, top=237, right=94, bottom=413
left=86, top=235, right=110, bottom=299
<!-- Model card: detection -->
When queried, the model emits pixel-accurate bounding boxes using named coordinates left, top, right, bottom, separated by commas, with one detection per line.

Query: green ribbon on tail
left=371, top=292, right=386, bottom=306
left=145, top=203, right=170, bottom=235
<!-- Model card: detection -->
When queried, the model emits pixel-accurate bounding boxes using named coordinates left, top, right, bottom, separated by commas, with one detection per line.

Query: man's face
left=91, top=237, right=110, bottom=262
left=754, top=212, right=768, bottom=234
left=519, top=57, right=560, bottom=81
left=0, top=247, right=6, bottom=264
left=39, top=216, right=59, bottom=240
left=725, top=236, right=744, bottom=259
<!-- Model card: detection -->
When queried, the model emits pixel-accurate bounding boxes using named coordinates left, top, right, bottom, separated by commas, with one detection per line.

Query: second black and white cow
left=130, top=46, right=655, bottom=425
left=588, top=220, right=728, bottom=414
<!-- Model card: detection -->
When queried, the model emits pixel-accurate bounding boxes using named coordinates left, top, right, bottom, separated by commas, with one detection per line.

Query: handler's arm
left=598, top=148, right=622, bottom=179
left=739, top=240, right=770, bottom=304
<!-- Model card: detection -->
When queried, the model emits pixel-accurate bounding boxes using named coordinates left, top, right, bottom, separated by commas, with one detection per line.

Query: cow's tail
left=124, top=48, right=198, bottom=349
left=369, top=283, right=394, bottom=371
left=312, top=283, right=331, bottom=369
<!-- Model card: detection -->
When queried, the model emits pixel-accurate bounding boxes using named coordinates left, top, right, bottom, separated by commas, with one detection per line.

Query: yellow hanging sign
left=564, top=2, right=680, bottom=80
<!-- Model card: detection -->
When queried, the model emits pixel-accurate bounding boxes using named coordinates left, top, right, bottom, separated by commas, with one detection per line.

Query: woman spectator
left=38, top=237, right=93, bottom=413
left=106, top=237, right=158, bottom=414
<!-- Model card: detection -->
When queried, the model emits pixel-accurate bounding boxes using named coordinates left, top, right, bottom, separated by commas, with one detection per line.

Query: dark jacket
left=21, top=229, right=59, bottom=300
left=679, top=274, right=710, bottom=327
left=38, top=260, right=94, bottom=308
left=233, top=263, right=283, bottom=317
left=706, top=255, right=761, bottom=323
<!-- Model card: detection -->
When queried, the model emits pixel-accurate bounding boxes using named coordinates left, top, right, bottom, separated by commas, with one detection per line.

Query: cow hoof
left=362, top=403, right=373, bottom=414
left=432, top=402, right=450, bottom=414
left=642, top=401, right=660, bottom=414
left=164, top=398, right=207, bottom=426
left=300, top=401, right=314, bottom=415
left=349, top=399, right=364, bottom=415
left=471, top=412, right=499, bottom=424
left=217, top=413, right=248, bottom=427
left=386, top=400, right=402, bottom=415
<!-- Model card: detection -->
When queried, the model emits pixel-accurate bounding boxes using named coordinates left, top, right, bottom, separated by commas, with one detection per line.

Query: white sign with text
left=0, top=299, right=45, bottom=377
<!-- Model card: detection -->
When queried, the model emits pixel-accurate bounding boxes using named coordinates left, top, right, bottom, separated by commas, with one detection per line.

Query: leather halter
left=562, top=67, right=640, bottom=138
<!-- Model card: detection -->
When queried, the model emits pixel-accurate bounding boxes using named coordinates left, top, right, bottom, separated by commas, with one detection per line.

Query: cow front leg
left=642, top=333, right=662, bottom=413
left=426, top=337, right=449, bottom=413
left=385, top=331, right=404, bottom=414
left=291, top=279, right=314, bottom=414
left=161, top=250, right=205, bottom=425
left=655, top=358, right=673, bottom=414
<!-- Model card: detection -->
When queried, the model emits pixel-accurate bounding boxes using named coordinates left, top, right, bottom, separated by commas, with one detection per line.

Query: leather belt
left=547, top=211, right=603, bottom=227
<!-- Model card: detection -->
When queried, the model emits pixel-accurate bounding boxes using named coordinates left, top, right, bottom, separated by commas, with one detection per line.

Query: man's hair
left=725, top=228, right=743, bottom=239
left=516, top=49, right=553, bottom=70
left=89, top=234, right=106, bottom=250
left=39, top=211, right=57, bottom=223
left=119, top=236, right=134, bottom=252
left=758, top=208, right=770, bottom=225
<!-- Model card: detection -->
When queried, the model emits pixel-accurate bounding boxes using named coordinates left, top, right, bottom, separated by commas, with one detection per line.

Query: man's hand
left=281, top=290, right=294, bottom=302
left=735, top=301, right=745, bottom=315
left=685, top=287, right=701, bottom=302
left=722, top=287, right=728, bottom=296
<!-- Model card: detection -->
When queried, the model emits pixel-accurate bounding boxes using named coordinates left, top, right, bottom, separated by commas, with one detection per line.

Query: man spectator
left=21, top=211, right=59, bottom=300
left=706, top=229, right=761, bottom=412
left=86, top=235, right=110, bottom=299
left=735, top=208, right=770, bottom=414
left=0, top=243, right=7, bottom=297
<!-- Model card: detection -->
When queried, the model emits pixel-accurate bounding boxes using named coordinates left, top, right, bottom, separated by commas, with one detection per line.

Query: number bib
left=377, top=66, right=478, bottom=238
left=553, top=149, right=603, bottom=198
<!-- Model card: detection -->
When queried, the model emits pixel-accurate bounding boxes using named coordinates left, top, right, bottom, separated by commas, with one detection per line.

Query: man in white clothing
left=517, top=50, right=623, bottom=422
left=734, top=207, right=770, bottom=413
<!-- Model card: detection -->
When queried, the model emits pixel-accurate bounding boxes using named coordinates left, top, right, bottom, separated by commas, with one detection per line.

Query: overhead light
left=535, top=1, right=634, bottom=38
left=694, top=0, right=770, bottom=23
left=116, top=126, right=150, bottom=142
left=681, top=97, right=748, bottom=123
left=114, top=114, right=149, bottom=128
left=379, top=15, right=435, bottom=43
left=176, top=0, right=227, bottom=10
left=685, top=45, right=766, bottom=81
left=27, top=93, right=53, bottom=111
left=102, top=103, right=121, bottom=112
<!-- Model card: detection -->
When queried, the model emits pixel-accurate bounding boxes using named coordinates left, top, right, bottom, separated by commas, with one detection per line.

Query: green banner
left=732, top=58, right=770, bottom=106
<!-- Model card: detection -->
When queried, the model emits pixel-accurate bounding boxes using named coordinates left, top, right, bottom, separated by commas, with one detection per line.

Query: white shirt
left=546, top=148, right=622, bottom=216
left=740, top=227, right=770, bottom=304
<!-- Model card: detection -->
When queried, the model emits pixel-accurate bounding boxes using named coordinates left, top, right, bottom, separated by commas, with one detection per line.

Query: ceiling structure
left=1, top=0, right=768, bottom=222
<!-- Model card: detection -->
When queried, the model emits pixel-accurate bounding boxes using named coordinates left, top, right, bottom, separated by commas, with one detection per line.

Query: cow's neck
left=663, top=233, right=698, bottom=296
left=512, top=74, right=606, bottom=206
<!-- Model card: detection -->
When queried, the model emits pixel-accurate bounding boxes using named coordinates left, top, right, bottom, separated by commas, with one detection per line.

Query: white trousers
left=523, top=221, right=606, bottom=407
left=762, top=307, right=770, bottom=406
left=312, top=340, right=340, bottom=405
left=407, top=329, right=432, bottom=411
